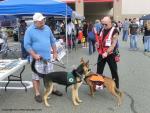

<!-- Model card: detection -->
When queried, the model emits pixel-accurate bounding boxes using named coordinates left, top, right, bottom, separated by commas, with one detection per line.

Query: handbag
left=113, top=48, right=120, bottom=62
left=88, top=31, right=95, bottom=41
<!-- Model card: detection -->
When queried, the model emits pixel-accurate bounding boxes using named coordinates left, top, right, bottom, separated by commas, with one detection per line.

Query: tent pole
left=16, top=18, right=19, bottom=42
left=65, top=4, right=68, bottom=69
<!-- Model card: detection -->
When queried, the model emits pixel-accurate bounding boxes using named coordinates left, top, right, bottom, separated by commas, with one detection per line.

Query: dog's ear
left=80, top=57, right=84, bottom=64
left=86, top=60, right=89, bottom=64
left=85, top=60, right=89, bottom=67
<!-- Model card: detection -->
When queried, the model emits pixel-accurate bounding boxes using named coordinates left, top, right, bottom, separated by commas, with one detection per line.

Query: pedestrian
left=94, top=19, right=102, bottom=35
left=129, top=18, right=139, bottom=50
left=18, top=20, right=29, bottom=59
left=87, top=23, right=96, bottom=55
left=78, top=27, right=83, bottom=46
left=83, top=21, right=88, bottom=48
left=122, top=18, right=129, bottom=41
left=143, top=20, right=150, bottom=52
left=95, top=16, right=120, bottom=88
left=117, top=21, right=122, bottom=32
left=24, top=13, right=63, bottom=103
left=67, top=18, right=76, bottom=50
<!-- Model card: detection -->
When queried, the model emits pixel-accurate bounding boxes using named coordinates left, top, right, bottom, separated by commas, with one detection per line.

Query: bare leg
left=33, top=80, right=40, bottom=96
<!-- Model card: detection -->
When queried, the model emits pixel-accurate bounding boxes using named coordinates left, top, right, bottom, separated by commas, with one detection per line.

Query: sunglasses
left=102, top=24, right=108, bottom=26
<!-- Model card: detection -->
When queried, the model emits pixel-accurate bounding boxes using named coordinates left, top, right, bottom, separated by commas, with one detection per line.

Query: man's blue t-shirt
left=95, top=23, right=102, bottom=34
left=24, top=24, right=56, bottom=60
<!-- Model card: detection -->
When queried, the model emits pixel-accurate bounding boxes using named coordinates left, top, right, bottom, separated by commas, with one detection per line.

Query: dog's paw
left=45, top=103, right=50, bottom=107
left=44, top=100, right=50, bottom=107
left=47, top=96, right=51, bottom=100
left=88, top=93, right=94, bottom=97
left=117, top=103, right=121, bottom=107
left=117, top=101, right=121, bottom=107
left=77, top=99, right=83, bottom=103
left=73, top=102, right=79, bottom=106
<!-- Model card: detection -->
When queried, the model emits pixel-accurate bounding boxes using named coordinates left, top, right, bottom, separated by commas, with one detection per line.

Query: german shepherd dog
left=31, top=58, right=89, bottom=107
left=84, top=71, right=123, bottom=106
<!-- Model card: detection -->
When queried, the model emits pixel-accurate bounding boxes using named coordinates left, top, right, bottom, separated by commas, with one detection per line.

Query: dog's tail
left=31, top=59, right=45, bottom=78
left=115, top=88, right=123, bottom=98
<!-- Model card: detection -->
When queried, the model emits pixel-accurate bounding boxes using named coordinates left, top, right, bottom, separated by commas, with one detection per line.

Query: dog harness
left=90, top=75, right=105, bottom=90
left=89, top=75, right=104, bottom=83
left=67, top=72, right=76, bottom=85
left=85, top=72, right=105, bottom=86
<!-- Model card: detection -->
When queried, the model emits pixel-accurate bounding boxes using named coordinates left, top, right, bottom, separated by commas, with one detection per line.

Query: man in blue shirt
left=122, top=18, right=129, bottom=41
left=94, top=19, right=102, bottom=35
left=24, top=13, right=62, bottom=103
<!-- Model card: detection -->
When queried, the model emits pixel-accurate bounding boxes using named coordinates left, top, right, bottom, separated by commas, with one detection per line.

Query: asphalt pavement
left=0, top=34, right=150, bottom=113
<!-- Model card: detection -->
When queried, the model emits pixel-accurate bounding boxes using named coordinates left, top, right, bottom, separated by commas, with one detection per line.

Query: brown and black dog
left=31, top=58, right=89, bottom=107
left=84, top=71, right=123, bottom=106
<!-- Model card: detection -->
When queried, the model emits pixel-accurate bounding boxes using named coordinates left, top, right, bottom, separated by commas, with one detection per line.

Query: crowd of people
left=117, top=17, right=150, bottom=52
left=16, top=14, right=150, bottom=61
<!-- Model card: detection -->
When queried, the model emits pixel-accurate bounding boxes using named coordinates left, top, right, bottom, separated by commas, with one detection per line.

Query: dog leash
left=41, top=58, right=66, bottom=69
left=92, top=59, right=102, bottom=67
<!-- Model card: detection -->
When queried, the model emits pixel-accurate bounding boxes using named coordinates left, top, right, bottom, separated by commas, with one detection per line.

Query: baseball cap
left=33, top=13, right=45, bottom=21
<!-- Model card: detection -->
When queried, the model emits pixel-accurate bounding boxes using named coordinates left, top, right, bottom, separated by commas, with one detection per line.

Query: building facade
left=1, top=0, right=150, bottom=21
left=121, top=0, right=150, bottom=19
left=61, top=0, right=150, bottom=21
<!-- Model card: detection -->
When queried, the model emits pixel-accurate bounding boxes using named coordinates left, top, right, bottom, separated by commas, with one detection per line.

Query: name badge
left=105, top=39, right=111, bottom=46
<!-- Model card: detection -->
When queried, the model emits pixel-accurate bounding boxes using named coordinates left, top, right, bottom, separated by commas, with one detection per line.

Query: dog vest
left=97, top=27, right=115, bottom=55
left=89, top=75, right=104, bottom=83
left=90, top=75, right=104, bottom=89
left=85, top=72, right=105, bottom=86
left=67, top=72, right=76, bottom=85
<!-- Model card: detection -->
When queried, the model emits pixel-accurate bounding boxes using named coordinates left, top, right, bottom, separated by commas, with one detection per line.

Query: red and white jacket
left=96, top=27, right=115, bottom=55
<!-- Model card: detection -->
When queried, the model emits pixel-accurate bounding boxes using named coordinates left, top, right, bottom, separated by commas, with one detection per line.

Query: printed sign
left=51, top=39, right=66, bottom=61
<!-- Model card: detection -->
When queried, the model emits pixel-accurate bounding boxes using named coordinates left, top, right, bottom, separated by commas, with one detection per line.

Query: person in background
left=143, top=20, right=150, bottom=52
left=94, top=19, right=102, bottom=35
left=78, top=27, right=84, bottom=46
left=129, top=18, right=132, bottom=24
left=67, top=18, right=76, bottom=50
left=24, top=13, right=63, bottom=103
left=96, top=16, right=120, bottom=88
left=82, top=21, right=88, bottom=48
left=117, top=21, right=122, bottom=32
left=19, top=20, right=29, bottom=59
left=87, top=23, right=96, bottom=55
left=129, top=18, right=139, bottom=50
left=122, top=18, right=130, bottom=41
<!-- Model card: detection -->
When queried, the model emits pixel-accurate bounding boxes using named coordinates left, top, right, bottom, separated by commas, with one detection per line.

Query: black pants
left=97, top=54, right=119, bottom=88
